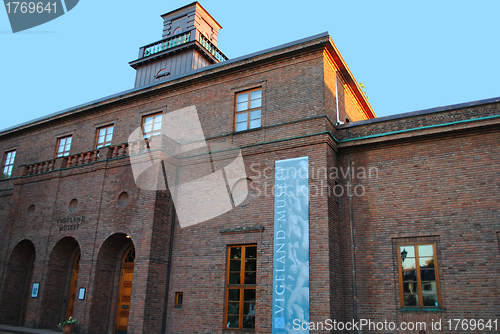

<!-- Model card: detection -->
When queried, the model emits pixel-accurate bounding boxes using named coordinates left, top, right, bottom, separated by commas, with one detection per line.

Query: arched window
left=155, top=68, right=170, bottom=79
left=124, top=247, right=135, bottom=263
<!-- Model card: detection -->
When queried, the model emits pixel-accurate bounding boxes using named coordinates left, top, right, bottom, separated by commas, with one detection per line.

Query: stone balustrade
left=24, top=159, right=58, bottom=176
left=65, top=150, right=99, bottom=168
left=17, top=142, right=137, bottom=177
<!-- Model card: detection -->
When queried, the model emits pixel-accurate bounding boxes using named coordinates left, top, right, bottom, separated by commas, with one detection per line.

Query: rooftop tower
left=129, top=2, right=227, bottom=88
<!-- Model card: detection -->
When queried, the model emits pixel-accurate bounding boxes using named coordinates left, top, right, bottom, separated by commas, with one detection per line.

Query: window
left=175, top=292, right=183, bottom=307
left=95, top=125, right=114, bottom=149
left=235, top=89, right=262, bottom=132
left=398, top=243, right=440, bottom=308
left=142, top=113, right=163, bottom=139
left=56, top=136, right=72, bottom=157
left=225, top=245, right=256, bottom=330
left=155, top=68, right=170, bottom=79
left=2, top=150, right=16, bottom=179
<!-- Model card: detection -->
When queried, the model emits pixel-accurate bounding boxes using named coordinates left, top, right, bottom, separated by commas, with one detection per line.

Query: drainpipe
left=161, top=161, right=177, bottom=334
left=335, top=72, right=344, bottom=126
left=347, top=153, right=358, bottom=333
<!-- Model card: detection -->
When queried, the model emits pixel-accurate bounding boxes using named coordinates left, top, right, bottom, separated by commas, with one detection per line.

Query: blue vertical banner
left=273, top=156, right=309, bottom=334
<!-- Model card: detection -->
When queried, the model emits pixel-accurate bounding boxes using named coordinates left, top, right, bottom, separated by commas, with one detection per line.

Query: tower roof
left=161, top=2, right=222, bottom=31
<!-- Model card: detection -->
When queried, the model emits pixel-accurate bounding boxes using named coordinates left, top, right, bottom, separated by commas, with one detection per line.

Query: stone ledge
left=220, top=226, right=265, bottom=235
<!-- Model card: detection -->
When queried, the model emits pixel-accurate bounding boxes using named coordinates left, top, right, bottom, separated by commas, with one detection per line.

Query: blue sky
left=1, top=1, right=499, bottom=131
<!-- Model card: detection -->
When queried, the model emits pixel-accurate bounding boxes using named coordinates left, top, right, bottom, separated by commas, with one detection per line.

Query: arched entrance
left=89, top=233, right=134, bottom=334
left=115, top=246, right=135, bottom=334
left=0, top=240, right=35, bottom=325
left=41, top=237, right=80, bottom=328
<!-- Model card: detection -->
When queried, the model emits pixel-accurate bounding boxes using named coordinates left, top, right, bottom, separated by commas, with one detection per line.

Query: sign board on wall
left=272, top=156, right=309, bottom=333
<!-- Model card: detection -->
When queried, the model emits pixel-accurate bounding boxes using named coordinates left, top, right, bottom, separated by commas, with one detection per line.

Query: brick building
left=1, top=2, right=499, bottom=334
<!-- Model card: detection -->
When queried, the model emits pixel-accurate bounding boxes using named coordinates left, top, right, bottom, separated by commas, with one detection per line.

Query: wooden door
left=66, top=252, right=80, bottom=320
left=23, top=264, right=34, bottom=325
left=115, top=248, right=135, bottom=334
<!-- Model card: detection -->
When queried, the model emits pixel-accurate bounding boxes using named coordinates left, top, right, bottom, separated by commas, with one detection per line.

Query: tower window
left=155, top=69, right=170, bottom=79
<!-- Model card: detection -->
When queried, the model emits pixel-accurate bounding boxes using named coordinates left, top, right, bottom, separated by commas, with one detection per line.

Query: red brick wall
left=324, top=52, right=371, bottom=125
left=164, top=143, right=331, bottom=334
left=336, top=127, right=500, bottom=332
left=0, top=34, right=499, bottom=334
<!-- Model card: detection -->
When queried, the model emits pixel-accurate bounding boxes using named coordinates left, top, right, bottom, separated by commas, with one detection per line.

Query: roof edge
left=338, top=96, right=500, bottom=128
left=324, top=37, right=376, bottom=119
left=0, top=33, right=330, bottom=137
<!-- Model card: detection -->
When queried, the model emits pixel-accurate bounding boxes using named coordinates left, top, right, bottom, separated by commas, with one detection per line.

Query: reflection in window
left=2, top=150, right=16, bottom=179
left=56, top=136, right=72, bottom=157
left=226, top=245, right=256, bottom=329
left=142, top=113, right=163, bottom=139
left=96, top=125, right=114, bottom=149
left=235, top=89, right=262, bottom=132
left=398, top=243, right=440, bottom=308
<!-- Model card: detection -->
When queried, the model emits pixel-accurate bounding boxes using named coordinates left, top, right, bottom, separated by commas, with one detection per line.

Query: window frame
left=397, top=242, right=441, bottom=309
left=234, top=88, right=262, bottom=132
left=224, top=244, right=257, bottom=330
left=95, top=124, right=114, bottom=149
left=175, top=292, right=183, bottom=308
left=1, top=150, right=16, bottom=179
left=55, top=135, right=73, bottom=157
left=142, top=112, right=163, bottom=139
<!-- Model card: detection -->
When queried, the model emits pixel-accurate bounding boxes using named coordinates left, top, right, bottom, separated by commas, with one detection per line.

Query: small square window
left=235, top=88, right=262, bottom=132
left=95, top=125, right=114, bottom=149
left=56, top=136, right=72, bottom=157
left=2, top=150, right=16, bottom=179
left=142, top=113, right=163, bottom=139
left=175, top=292, right=183, bottom=307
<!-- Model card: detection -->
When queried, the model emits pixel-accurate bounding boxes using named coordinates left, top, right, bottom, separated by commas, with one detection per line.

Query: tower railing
left=138, top=29, right=228, bottom=62
left=142, top=31, right=192, bottom=58
left=197, top=33, right=227, bottom=62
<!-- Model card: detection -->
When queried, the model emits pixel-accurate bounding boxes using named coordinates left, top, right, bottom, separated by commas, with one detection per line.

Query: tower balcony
left=130, top=28, right=228, bottom=69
